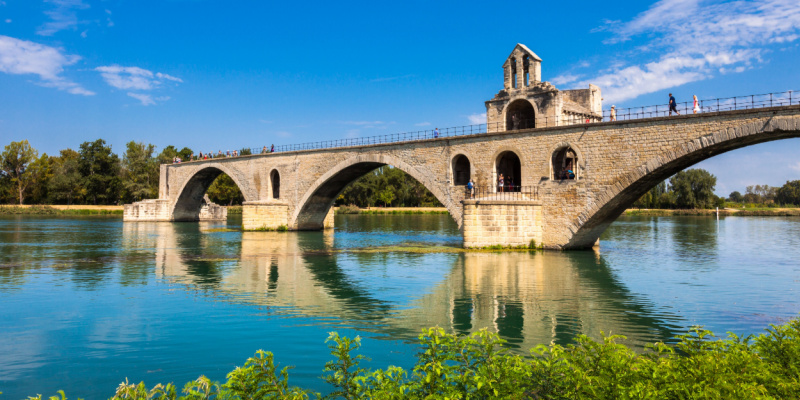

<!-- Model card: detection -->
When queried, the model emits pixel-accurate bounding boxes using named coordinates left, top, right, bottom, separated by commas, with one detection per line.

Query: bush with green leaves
left=22, top=317, right=800, bottom=399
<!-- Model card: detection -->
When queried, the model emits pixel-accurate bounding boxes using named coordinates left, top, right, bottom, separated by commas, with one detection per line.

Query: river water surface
left=1, top=214, right=799, bottom=398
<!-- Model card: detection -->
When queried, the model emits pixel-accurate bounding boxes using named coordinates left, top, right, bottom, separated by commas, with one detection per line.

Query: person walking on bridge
left=610, top=105, right=616, bottom=121
left=669, top=93, right=680, bottom=116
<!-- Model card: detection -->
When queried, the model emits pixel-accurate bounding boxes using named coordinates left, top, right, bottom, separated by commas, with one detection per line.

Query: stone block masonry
left=462, top=200, right=543, bottom=248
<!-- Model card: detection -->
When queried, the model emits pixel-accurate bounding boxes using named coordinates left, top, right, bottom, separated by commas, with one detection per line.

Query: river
left=1, top=214, right=799, bottom=398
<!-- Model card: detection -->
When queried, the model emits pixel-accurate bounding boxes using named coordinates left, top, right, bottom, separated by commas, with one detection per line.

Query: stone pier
left=462, top=200, right=543, bottom=248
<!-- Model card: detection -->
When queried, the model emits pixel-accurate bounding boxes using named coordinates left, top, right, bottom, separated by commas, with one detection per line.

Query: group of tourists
left=183, top=144, right=277, bottom=163
left=608, top=93, right=702, bottom=121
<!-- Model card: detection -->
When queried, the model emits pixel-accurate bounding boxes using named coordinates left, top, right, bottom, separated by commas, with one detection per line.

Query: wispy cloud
left=467, top=113, right=486, bottom=124
left=370, top=74, right=415, bottom=83
left=415, top=122, right=431, bottom=127
left=95, top=65, right=183, bottom=90
left=37, top=0, right=89, bottom=36
left=0, top=35, right=94, bottom=95
left=572, top=0, right=800, bottom=103
left=127, top=92, right=154, bottom=106
left=551, top=73, right=582, bottom=86
left=791, top=161, right=800, bottom=172
left=339, top=120, right=394, bottom=129
left=275, top=131, right=291, bottom=138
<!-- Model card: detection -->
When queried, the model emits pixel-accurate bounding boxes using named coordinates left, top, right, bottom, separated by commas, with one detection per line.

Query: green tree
left=728, top=191, right=744, bottom=203
left=26, top=153, right=53, bottom=204
left=775, top=180, right=800, bottom=206
left=669, top=168, right=717, bottom=209
left=79, top=139, right=121, bottom=205
left=121, top=141, right=158, bottom=202
left=207, top=173, right=244, bottom=206
left=1, top=140, right=40, bottom=204
left=376, top=187, right=396, bottom=207
left=48, top=149, right=84, bottom=205
left=633, top=181, right=667, bottom=208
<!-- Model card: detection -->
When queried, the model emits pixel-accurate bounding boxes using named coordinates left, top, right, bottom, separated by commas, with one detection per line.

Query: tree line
left=632, top=168, right=800, bottom=209
left=0, top=139, right=246, bottom=205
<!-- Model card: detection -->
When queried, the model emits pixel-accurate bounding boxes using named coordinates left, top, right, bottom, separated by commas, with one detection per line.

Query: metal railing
left=181, top=89, right=797, bottom=163
left=464, top=185, right=539, bottom=201
left=604, top=90, right=798, bottom=121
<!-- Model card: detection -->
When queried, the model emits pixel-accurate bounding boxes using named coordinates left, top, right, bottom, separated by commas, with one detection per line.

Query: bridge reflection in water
left=124, top=221, right=682, bottom=350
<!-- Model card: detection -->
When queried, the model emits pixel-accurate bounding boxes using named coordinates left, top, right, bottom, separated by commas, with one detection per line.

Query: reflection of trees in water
left=145, top=221, right=681, bottom=350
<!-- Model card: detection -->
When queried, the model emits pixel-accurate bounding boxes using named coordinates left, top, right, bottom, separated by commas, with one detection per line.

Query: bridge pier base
left=462, top=200, right=543, bottom=248
left=124, top=198, right=227, bottom=221
left=242, top=201, right=289, bottom=230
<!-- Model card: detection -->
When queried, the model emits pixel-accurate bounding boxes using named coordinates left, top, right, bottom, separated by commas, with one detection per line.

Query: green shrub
left=27, top=317, right=800, bottom=399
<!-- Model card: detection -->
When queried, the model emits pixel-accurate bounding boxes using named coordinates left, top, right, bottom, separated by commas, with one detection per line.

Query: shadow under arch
left=291, top=154, right=459, bottom=230
left=172, top=165, right=252, bottom=221
left=566, top=118, right=800, bottom=249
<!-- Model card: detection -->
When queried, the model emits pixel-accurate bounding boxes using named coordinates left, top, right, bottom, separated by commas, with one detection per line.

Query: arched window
left=506, top=100, right=535, bottom=131
left=510, top=57, right=517, bottom=89
left=522, top=55, right=530, bottom=87
left=452, top=155, right=471, bottom=185
left=552, top=147, right=578, bottom=180
left=496, top=151, right=521, bottom=192
left=270, top=169, right=281, bottom=199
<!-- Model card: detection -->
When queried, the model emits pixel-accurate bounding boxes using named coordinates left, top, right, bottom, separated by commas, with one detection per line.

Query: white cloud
left=791, top=161, right=800, bottom=172
left=467, top=113, right=486, bottom=124
left=345, top=129, right=360, bottom=138
left=275, top=131, right=291, bottom=138
left=576, top=0, right=800, bottom=102
left=127, top=92, right=154, bottom=106
left=96, top=65, right=182, bottom=90
left=0, top=35, right=94, bottom=95
left=551, top=73, right=582, bottom=85
left=414, top=122, right=431, bottom=127
left=37, top=0, right=89, bottom=36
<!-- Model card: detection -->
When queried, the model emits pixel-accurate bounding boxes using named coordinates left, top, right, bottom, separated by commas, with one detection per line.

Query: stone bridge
left=124, top=105, right=800, bottom=249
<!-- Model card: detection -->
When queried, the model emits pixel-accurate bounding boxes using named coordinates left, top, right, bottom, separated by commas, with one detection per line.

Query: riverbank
left=0, top=205, right=124, bottom=215
left=625, top=208, right=800, bottom=216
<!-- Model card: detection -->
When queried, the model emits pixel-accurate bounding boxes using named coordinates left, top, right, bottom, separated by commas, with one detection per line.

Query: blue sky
left=1, top=0, right=799, bottom=195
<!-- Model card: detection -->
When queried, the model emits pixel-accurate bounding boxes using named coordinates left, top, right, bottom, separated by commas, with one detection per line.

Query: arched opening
left=496, top=151, right=521, bottom=192
left=173, top=167, right=245, bottom=220
left=271, top=170, right=280, bottom=199
left=452, top=155, right=471, bottom=186
left=505, top=99, right=535, bottom=131
left=510, top=57, right=517, bottom=89
left=522, top=55, right=530, bottom=87
left=552, top=147, right=578, bottom=180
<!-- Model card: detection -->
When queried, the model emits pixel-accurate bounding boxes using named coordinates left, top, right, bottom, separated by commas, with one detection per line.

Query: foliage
left=48, top=149, right=84, bottom=205
left=121, top=141, right=159, bottom=202
left=729, top=190, right=744, bottom=203
left=0, top=140, right=41, bottom=204
left=776, top=180, right=800, bottom=206
left=744, top=184, right=778, bottom=204
left=633, top=169, right=720, bottom=209
left=336, top=166, right=442, bottom=208
left=670, top=168, right=717, bottom=209
left=21, top=316, right=800, bottom=399
left=207, top=174, right=245, bottom=206
left=336, top=204, right=362, bottom=214
left=79, top=139, right=121, bottom=205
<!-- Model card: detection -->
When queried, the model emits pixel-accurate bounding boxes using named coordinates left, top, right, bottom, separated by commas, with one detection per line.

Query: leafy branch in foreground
left=23, top=317, right=800, bottom=399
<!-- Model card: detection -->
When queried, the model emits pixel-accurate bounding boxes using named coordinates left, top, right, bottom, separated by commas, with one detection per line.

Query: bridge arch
left=172, top=163, right=253, bottom=221
left=504, top=98, right=538, bottom=130
left=565, top=116, right=800, bottom=249
left=291, top=154, right=458, bottom=230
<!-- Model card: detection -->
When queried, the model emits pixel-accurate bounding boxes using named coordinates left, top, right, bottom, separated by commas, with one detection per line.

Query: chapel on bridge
left=485, top=44, right=602, bottom=132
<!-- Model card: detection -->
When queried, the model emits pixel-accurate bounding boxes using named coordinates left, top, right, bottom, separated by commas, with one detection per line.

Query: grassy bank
left=625, top=208, right=800, bottom=216
left=0, top=205, right=123, bottom=215
left=336, top=205, right=449, bottom=215
left=24, top=317, right=800, bottom=399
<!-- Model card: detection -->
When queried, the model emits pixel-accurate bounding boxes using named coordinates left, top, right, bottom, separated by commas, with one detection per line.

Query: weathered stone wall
left=462, top=200, right=543, bottom=248
left=242, top=201, right=289, bottom=230
left=127, top=105, right=800, bottom=249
